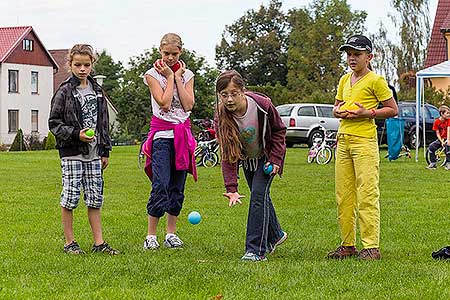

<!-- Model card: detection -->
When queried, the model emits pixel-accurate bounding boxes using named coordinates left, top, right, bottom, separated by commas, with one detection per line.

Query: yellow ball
left=341, top=102, right=359, bottom=111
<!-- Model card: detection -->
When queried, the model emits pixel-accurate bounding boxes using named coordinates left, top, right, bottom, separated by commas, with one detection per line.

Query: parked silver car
left=276, top=103, right=340, bottom=147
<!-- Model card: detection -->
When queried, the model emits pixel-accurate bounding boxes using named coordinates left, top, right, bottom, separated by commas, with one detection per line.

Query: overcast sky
left=0, top=0, right=438, bottom=67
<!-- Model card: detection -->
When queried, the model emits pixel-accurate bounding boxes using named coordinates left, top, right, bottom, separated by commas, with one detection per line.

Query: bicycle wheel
left=316, top=146, right=333, bottom=165
left=138, top=140, right=146, bottom=169
left=426, top=148, right=446, bottom=167
left=202, top=152, right=219, bottom=168
left=307, top=148, right=317, bottom=163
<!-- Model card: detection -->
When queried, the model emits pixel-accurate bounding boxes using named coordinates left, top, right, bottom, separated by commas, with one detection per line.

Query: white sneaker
left=269, top=231, right=288, bottom=254
left=163, top=234, right=183, bottom=249
left=143, top=235, right=160, bottom=250
left=241, top=252, right=267, bottom=262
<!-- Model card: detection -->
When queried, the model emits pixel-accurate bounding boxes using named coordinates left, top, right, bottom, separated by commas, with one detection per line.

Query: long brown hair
left=215, top=70, right=245, bottom=163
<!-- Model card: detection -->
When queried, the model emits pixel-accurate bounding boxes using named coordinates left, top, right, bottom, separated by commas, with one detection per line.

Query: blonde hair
left=215, top=70, right=246, bottom=163
left=67, top=44, right=96, bottom=73
left=160, top=33, right=183, bottom=50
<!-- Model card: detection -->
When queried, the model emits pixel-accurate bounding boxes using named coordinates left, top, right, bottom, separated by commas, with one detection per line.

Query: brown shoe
left=326, top=246, right=358, bottom=259
left=358, top=248, right=381, bottom=260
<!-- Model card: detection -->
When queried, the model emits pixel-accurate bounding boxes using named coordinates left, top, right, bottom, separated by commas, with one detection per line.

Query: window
left=23, top=39, right=33, bottom=51
left=427, top=106, right=440, bottom=120
left=317, top=106, right=334, bottom=118
left=276, top=106, right=294, bottom=117
left=400, top=106, right=415, bottom=118
left=31, top=71, right=38, bottom=94
left=297, top=106, right=316, bottom=117
left=8, top=70, right=18, bottom=93
left=8, top=110, right=19, bottom=133
left=31, top=110, right=38, bottom=132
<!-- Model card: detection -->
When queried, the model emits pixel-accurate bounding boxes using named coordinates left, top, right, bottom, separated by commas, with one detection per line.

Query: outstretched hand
left=223, top=192, right=245, bottom=207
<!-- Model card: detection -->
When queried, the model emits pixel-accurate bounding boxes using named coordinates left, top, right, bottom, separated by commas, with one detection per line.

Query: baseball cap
left=339, top=35, right=373, bottom=53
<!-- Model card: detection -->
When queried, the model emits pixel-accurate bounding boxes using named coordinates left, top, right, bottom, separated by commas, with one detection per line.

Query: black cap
left=339, top=35, right=373, bottom=53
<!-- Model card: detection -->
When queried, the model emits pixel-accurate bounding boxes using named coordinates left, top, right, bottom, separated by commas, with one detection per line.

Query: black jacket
left=48, top=75, right=112, bottom=158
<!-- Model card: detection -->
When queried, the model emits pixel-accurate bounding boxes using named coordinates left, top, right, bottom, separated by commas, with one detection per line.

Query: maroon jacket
left=214, top=91, right=287, bottom=193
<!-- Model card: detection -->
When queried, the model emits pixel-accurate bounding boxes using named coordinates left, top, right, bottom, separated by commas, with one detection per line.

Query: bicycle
left=307, top=127, right=337, bottom=165
left=426, top=145, right=448, bottom=167
left=194, top=138, right=220, bottom=168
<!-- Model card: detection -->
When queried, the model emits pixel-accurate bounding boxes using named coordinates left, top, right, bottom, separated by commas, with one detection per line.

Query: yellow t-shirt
left=336, top=71, right=392, bottom=138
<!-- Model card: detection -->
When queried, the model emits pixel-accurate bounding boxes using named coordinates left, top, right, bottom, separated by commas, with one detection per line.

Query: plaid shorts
left=60, top=159, right=104, bottom=209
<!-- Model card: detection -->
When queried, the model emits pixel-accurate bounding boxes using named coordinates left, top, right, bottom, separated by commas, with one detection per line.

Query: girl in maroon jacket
left=214, top=70, right=287, bottom=261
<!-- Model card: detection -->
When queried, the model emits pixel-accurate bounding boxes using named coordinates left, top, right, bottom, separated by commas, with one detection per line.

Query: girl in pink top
left=142, top=33, right=196, bottom=250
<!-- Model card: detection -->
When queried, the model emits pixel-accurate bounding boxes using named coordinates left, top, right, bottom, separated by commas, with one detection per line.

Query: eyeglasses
left=218, top=92, right=241, bottom=100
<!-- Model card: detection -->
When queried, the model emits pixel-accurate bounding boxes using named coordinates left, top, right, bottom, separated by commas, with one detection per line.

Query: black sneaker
left=63, top=241, right=85, bottom=255
left=432, top=246, right=450, bottom=259
left=92, top=242, right=120, bottom=255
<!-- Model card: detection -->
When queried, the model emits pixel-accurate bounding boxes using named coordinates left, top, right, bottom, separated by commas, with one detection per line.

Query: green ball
left=85, top=129, right=95, bottom=137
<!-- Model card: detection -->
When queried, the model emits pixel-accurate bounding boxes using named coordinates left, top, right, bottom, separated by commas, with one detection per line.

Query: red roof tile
left=0, top=26, right=32, bottom=62
left=425, top=0, right=450, bottom=68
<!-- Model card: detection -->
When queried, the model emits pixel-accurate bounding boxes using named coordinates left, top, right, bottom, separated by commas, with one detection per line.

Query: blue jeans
left=243, top=158, right=283, bottom=256
left=147, top=139, right=187, bottom=218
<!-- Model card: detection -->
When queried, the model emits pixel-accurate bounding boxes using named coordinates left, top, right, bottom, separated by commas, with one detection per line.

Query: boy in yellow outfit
left=327, top=35, right=398, bottom=260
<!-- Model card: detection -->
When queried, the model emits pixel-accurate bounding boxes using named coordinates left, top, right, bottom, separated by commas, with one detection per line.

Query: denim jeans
left=147, top=138, right=187, bottom=218
left=243, top=157, right=283, bottom=256
left=428, top=139, right=450, bottom=163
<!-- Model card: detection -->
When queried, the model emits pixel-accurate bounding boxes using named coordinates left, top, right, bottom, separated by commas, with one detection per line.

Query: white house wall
left=0, top=63, right=53, bottom=144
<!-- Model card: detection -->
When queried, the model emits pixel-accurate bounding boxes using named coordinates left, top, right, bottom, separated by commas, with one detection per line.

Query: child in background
left=425, top=105, right=450, bottom=170
left=329, top=35, right=398, bottom=260
left=48, top=44, right=118, bottom=255
left=214, top=70, right=287, bottom=262
left=142, top=33, right=196, bottom=250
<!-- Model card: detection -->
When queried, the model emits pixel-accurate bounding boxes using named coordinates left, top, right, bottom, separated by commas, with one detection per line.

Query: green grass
left=2, top=146, right=450, bottom=299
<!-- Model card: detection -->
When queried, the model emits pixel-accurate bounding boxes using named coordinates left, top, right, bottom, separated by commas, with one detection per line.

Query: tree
left=390, top=0, right=430, bottom=81
left=215, top=0, right=289, bottom=86
left=94, top=50, right=123, bottom=96
left=111, top=48, right=218, bottom=139
left=286, top=0, right=366, bottom=103
left=9, top=129, right=26, bottom=151
left=369, top=22, right=398, bottom=84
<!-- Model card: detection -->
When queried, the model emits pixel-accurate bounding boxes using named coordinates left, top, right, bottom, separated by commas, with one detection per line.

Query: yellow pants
left=335, top=133, right=380, bottom=249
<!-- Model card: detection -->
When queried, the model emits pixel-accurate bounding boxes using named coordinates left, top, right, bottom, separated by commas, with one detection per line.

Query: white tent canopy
left=415, top=60, right=450, bottom=161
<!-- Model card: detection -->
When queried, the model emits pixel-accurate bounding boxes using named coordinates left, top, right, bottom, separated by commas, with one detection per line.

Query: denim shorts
left=60, top=159, right=104, bottom=209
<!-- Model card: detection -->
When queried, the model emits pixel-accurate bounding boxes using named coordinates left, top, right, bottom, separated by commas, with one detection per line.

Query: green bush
left=9, top=129, right=27, bottom=151
left=44, top=131, right=56, bottom=150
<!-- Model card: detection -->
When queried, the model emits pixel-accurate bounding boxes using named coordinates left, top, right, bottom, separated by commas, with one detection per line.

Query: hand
left=346, top=102, right=367, bottom=119
left=153, top=59, right=174, bottom=78
left=79, top=128, right=95, bottom=143
left=265, top=162, right=280, bottom=176
left=223, top=192, right=245, bottom=207
left=333, top=102, right=349, bottom=119
left=174, top=60, right=186, bottom=78
left=101, top=157, right=109, bottom=170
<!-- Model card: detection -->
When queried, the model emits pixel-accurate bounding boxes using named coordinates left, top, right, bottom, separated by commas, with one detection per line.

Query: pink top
left=143, top=115, right=197, bottom=181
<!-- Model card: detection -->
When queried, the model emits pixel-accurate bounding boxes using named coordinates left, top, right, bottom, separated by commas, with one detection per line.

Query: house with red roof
left=424, top=0, right=450, bottom=91
left=0, top=26, right=58, bottom=145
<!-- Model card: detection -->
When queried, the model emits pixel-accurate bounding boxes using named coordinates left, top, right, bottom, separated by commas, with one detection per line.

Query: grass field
left=2, top=145, right=450, bottom=299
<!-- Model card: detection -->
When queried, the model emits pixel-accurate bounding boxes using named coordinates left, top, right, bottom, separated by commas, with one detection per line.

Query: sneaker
left=269, top=231, right=288, bottom=254
left=241, top=252, right=267, bottom=262
left=91, top=242, right=120, bottom=255
left=432, top=246, right=450, bottom=259
left=163, top=234, right=184, bottom=249
left=326, top=245, right=358, bottom=259
left=358, top=248, right=381, bottom=260
left=426, top=164, right=437, bottom=170
left=63, top=241, right=85, bottom=255
left=143, top=236, right=160, bottom=250
left=445, top=163, right=450, bottom=171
